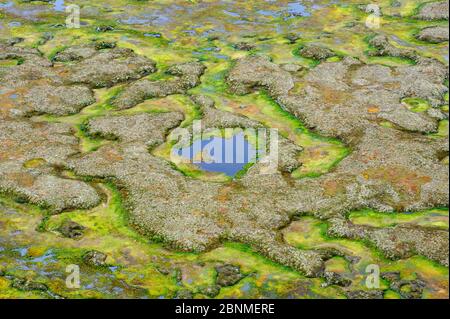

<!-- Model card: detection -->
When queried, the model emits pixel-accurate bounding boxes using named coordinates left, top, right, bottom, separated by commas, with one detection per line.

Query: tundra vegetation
left=0, top=0, right=448, bottom=299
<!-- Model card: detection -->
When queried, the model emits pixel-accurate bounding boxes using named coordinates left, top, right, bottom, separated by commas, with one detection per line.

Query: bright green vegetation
left=2, top=178, right=447, bottom=298
left=402, top=97, right=431, bottom=113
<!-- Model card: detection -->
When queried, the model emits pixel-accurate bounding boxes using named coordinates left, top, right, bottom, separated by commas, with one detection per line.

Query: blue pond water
left=53, top=0, right=65, bottom=12
left=144, top=32, right=162, bottom=38
left=174, top=132, right=262, bottom=177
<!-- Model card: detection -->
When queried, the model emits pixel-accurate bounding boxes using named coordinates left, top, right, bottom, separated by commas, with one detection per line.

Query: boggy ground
left=0, top=0, right=448, bottom=299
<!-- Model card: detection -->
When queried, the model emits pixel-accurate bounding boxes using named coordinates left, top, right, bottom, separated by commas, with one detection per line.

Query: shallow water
left=0, top=0, right=448, bottom=300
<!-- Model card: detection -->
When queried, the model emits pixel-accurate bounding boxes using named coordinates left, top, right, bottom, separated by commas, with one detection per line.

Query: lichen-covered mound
left=228, top=51, right=448, bottom=212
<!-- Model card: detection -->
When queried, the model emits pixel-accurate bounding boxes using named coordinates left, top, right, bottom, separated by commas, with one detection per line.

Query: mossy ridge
left=427, top=119, right=448, bottom=140
left=203, top=242, right=343, bottom=299
left=1, top=2, right=448, bottom=300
